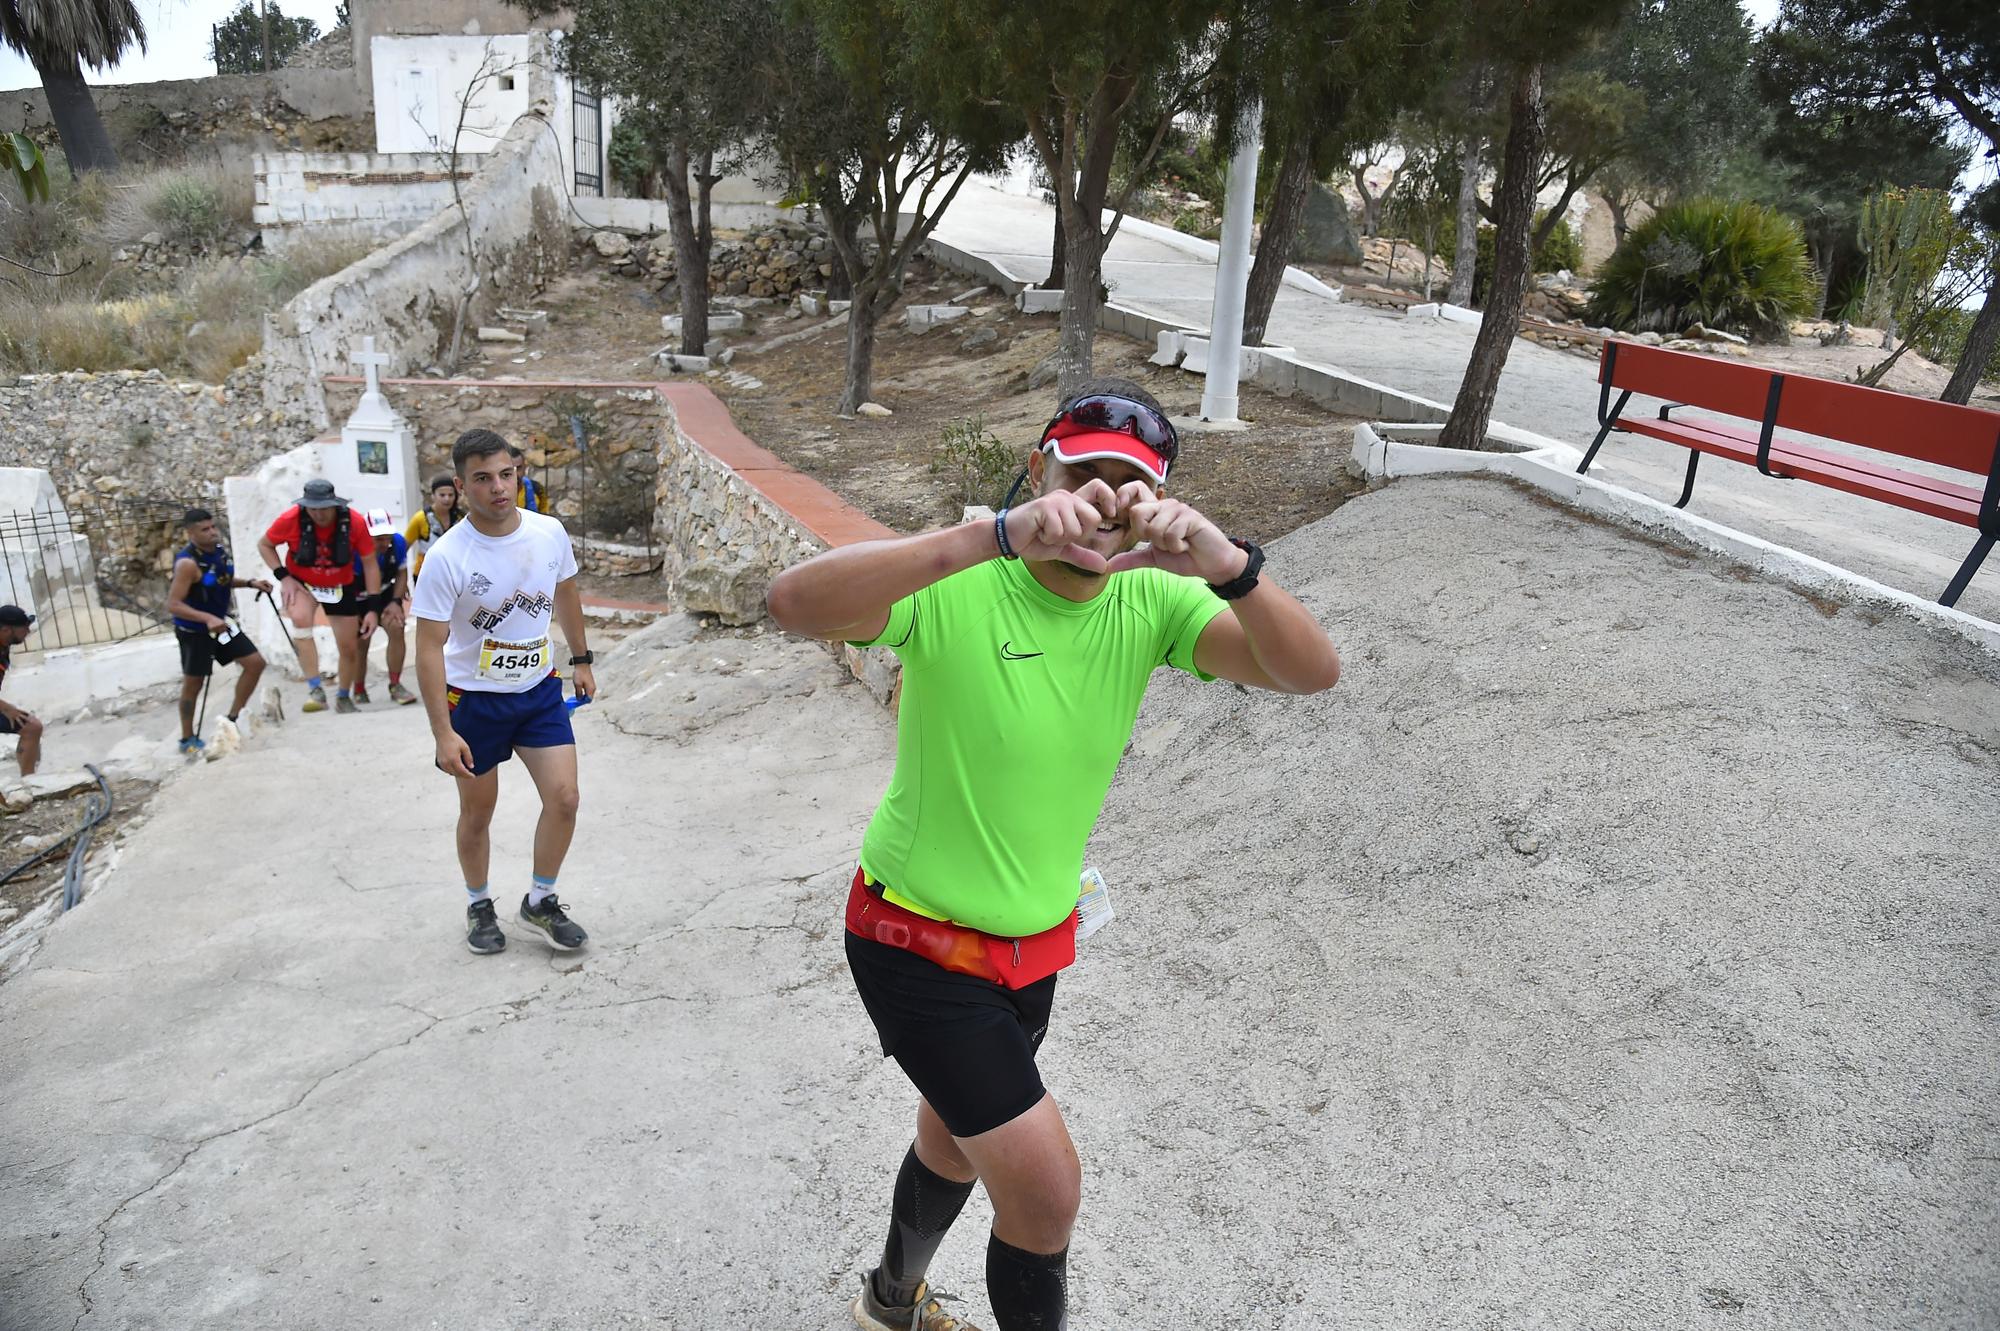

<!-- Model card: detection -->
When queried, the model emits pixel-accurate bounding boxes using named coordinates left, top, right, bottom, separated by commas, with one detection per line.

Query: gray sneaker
left=335, top=693, right=357, bottom=714
left=303, top=684, right=328, bottom=713
left=852, top=1278, right=982, bottom=1331
left=518, top=892, right=587, bottom=950
left=466, top=899, right=506, bottom=954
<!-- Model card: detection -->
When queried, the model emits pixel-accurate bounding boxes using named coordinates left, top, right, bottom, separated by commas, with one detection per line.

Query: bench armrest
left=1658, top=402, right=1688, bottom=421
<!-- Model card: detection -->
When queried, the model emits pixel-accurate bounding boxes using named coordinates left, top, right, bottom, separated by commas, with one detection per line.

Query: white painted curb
left=1348, top=423, right=2000, bottom=658
left=1112, top=213, right=1342, bottom=301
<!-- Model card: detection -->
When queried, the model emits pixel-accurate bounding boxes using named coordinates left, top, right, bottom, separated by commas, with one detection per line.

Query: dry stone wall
left=0, top=364, right=298, bottom=508
left=323, top=377, right=663, bottom=549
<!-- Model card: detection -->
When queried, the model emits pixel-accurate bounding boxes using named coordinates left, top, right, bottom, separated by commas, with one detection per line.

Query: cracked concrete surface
left=3, top=480, right=1996, bottom=1330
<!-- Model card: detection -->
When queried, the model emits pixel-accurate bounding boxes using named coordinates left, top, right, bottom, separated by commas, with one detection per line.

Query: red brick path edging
left=323, top=374, right=895, bottom=551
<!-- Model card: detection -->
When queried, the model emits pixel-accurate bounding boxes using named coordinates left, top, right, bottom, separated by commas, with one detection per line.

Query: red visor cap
left=1040, top=426, right=1171, bottom=487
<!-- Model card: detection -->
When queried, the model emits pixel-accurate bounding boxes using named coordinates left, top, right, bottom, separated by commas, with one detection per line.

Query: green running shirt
left=853, top=556, right=1229, bottom=937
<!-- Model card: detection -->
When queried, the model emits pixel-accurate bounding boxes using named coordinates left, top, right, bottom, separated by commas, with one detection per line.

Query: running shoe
left=335, top=693, right=357, bottom=714
left=177, top=736, right=205, bottom=755
left=303, top=685, right=328, bottom=713
left=388, top=681, right=417, bottom=706
left=852, top=1279, right=983, bottom=1331
left=518, top=892, right=587, bottom=950
left=466, top=899, right=506, bottom=954
left=353, top=686, right=372, bottom=705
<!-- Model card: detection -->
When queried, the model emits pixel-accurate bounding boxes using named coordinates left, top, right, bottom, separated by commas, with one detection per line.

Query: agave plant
left=1587, top=199, right=1816, bottom=338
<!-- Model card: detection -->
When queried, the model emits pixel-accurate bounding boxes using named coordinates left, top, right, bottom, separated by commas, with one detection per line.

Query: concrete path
left=4, top=480, right=1995, bottom=1329
left=934, top=183, right=2000, bottom=623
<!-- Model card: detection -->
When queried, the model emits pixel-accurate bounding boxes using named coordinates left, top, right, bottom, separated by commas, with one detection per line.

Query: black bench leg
left=1577, top=388, right=1632, bottom=476
left=1939, top=532, right=1995, bottom=609
left=1673, top=450, right=1701, bottom=509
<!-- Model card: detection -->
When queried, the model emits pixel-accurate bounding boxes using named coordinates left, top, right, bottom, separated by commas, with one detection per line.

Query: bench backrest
left=1600, top=340, right=2000, bottom=478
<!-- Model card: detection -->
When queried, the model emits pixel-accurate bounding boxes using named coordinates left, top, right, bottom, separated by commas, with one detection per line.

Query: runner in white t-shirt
left=412, top=429, right=598, bottom=955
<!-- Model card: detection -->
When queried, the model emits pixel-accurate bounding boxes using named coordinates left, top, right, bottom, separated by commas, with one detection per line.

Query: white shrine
left=325, top=337, right=420, bottom=527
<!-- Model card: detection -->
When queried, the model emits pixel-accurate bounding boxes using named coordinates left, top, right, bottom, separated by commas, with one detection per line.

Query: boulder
left=1293, top=183, right=1362, bottom=266
left=678, top=557, right=770, bottom=626
left=591, top=230, right=633, bottom=260
left=477, top=327, right=526, bottom=343
left=855, top=401, right=893, bottom=417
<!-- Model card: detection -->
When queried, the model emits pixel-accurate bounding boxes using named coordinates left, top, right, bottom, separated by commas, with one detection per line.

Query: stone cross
left=346, top=335, right=401, bottom=430
left=353, top=335, right=390, bottom=398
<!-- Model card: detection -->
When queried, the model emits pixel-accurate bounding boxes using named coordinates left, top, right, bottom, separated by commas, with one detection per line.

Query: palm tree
left=0, top=0, right=146, bottom=175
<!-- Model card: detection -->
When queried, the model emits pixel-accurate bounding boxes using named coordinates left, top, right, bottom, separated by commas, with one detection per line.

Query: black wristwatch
left=1206, top=538, right=1265, bottom=600
left=271, top=567, right=290, bottom=581
left=569, top=651, right=594, bottom=666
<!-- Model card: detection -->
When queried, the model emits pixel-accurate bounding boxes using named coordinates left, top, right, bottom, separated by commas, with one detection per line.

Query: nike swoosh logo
left=999, top=641, right=1044, bottom=660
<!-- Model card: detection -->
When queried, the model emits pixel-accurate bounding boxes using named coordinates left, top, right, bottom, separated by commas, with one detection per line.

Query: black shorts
left=176, top=627, right=259, bottom=678
left=0, top=710, right=17, bottom=734
left=846, top=931, right=1057, bottom=1138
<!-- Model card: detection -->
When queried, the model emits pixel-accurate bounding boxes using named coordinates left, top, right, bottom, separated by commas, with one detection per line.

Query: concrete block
left=829, top=300, right=852, bottom=315
left=1406, top=301, right=1481, bottom=325
left=1150, top=331, right=1187, bottom=367
left=477, top=327, right=526, bottom=343
left=1016, top=288, right=1063, bottom=314
left=798, top=293, right=826, bottom=317
left=662, top=310, right=746, bottom=335
left=655, top=352, right=712, bottom=373
left=947, top=286, right=991, bottom=305
left=905, top=304, right=970, bottom=329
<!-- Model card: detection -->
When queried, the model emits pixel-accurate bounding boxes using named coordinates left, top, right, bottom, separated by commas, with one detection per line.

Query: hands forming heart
left=1002, top=479, right=1249, bottom=584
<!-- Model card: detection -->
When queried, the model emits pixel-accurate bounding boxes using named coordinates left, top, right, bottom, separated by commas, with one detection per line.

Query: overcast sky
left=0, top=0, right=346, bottom=92
left=4, top=0, right=1787, bottom=93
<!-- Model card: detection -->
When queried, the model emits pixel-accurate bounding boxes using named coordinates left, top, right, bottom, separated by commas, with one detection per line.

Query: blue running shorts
left=446, top=673, right=573, bottom=774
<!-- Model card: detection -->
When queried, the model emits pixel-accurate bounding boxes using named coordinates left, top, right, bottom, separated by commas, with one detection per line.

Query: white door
left=399, top=67, right=441, bottom=151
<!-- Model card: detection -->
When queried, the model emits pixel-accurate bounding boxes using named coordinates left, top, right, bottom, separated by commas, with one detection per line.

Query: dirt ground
left=0, top=777, right=154, bottom=934
left=515, top=255, right=1371, bottom=542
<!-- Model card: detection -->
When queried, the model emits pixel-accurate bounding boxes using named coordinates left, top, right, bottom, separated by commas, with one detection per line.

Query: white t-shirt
left=411, top=510, right=578, bottom=693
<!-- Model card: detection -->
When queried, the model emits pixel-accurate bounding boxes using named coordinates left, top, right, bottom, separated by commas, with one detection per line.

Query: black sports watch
left=271, top=567, right=291, bottom=581
left=1206, top=538, right=1265, bottom=600
left=569, top=651, right=595, bottom=666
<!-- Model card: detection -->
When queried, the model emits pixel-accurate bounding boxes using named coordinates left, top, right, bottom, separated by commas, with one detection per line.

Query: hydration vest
left=173, top=542, right=233, bottom=631
left=294, top=506, right=352, bottom=570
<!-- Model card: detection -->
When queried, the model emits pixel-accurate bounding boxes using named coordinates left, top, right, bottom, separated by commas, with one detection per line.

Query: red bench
left=1576, top=340, right=2000, bottom=607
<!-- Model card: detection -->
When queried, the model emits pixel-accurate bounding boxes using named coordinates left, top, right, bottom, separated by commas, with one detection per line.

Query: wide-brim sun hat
left=298, top=479, right=349, bottom=509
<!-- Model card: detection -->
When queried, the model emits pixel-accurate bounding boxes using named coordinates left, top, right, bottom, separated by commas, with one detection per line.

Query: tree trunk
left=1605, top=192, right=1630, bottom=244
left=1808, top=231, right=1834, bottom=320
left=660, top=142, right=708, bottom=357
left=1352, top=168, right=1380, bottom=238
left=825, top=237, right=854, bottom=301
left=1053, top=206, right=1103, bottom=399
left=1942, top=273, right=2000, bottom=404
left=1440, top=63, right=1545, bottom=453
left=1040, top=204, right=1066, bottom=289
left=1447, top=134, right=1480, bottom=308
left=1242, top=135, right=1313, bottom=347
left=837, top=289, right=884, bottom=414
left=31, top=50, right=120, bottom=175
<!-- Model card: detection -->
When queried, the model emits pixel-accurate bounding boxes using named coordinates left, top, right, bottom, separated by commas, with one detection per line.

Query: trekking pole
left=259, top=586, right=310, bottom=676
left=194, top=670, right=213, bottom=743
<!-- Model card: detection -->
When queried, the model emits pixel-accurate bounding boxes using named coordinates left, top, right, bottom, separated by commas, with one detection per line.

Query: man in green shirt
left=768, top=378, right=1341, bottom=1331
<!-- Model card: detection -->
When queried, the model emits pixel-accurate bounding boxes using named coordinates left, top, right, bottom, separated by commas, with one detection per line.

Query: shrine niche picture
left=356, top=440, right=389, bottom=475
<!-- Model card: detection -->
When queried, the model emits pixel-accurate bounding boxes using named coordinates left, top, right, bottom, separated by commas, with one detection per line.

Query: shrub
left=1587, top=198, right=1815, bottom=337
left=934, top=415, right=1021, bottom=510
left=1434, top=211, right=1586, bottom=305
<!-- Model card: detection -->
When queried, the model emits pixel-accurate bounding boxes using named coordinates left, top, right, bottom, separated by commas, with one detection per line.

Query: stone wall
left=261, top=80, right=570, bottom=432
left=0, top=365, right=298, bottom=509
left=0, top=68, right=372, bottom=157
left=321, top=376, right=662, bottom=547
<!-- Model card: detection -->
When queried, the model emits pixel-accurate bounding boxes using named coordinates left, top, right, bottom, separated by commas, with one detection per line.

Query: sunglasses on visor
left=1040, top=394, right=1180, bottom=473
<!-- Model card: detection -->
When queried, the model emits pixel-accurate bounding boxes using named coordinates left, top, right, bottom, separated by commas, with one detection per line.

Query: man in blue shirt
left=165, top=508, right=272, bottom=753
left=352, top=509, right=415, bottom=705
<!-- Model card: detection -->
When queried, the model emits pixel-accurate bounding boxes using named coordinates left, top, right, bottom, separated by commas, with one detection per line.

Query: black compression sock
left=870, top=1144, right=976, bottom=1307
left=986, top=1234, right=1068, bottom=1331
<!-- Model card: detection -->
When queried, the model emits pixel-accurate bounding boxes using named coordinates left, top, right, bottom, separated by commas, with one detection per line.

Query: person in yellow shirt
left=405, top=474, right=463, bottom=581
left=510, top=447, right=553, bottom=516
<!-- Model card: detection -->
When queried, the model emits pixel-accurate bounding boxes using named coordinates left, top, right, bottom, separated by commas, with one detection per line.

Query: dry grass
left=0, top=234, right=370, bottom=380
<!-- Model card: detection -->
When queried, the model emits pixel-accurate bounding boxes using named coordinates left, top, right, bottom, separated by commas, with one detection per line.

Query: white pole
left=1201, top=99, right=1262, bottom=424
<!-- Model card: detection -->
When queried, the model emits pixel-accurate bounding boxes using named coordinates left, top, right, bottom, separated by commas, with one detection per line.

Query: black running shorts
left=846, top=931, right=1057, bottom=1139
left=176, top=627, right=259, bottom=678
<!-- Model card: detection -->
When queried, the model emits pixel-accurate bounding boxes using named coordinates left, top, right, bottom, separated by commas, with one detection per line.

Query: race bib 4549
left=478, top=636, right=550, bottom=684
